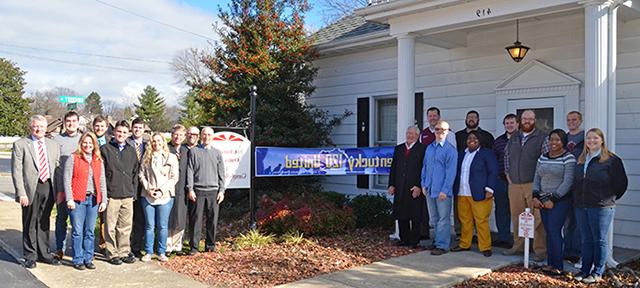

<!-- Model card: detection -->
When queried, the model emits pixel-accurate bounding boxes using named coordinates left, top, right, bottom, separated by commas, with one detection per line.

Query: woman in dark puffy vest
left=573, top=128, right=628, bottom=284
left=64, top=132, right=107, bottom=270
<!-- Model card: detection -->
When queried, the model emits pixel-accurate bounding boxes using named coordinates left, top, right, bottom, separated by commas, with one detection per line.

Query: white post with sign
left=211, top=131, right=251, bottom=189
left=518, top=208, right=535, bottom=268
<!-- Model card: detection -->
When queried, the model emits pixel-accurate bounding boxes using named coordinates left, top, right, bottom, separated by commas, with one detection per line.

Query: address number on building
left=476, top=8, right=492, bottom=18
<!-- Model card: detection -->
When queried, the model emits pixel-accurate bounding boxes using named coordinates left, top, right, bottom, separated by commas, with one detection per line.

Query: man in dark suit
left=167, top=124, right=190, bottom=256
left=12, top=115, right=61, bottom=268
left=388, top=126, right=427, bottom=248
left=126, top=117, right=148, bottom=258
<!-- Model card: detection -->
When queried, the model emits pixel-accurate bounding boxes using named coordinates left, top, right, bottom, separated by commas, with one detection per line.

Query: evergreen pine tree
left=85, top=91, right=104, bottom=115
left=134, top=85, right=170, bottom=131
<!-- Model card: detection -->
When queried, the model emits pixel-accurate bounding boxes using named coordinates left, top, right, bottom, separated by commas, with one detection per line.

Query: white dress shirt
left=458, top=148, right=478, bottom=197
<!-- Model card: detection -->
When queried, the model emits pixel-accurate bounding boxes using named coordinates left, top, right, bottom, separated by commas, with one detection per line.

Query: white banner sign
left=211, top=131, right=251, bottom=189
left=518, top=210, right=535, bottom=239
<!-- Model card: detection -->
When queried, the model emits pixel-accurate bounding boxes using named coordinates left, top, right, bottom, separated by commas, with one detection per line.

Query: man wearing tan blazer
left=12, top=115, right=61, bottom=268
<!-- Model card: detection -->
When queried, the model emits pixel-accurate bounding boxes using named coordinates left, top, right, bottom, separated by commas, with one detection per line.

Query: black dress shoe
left=109, top=257, right=123, bottom=265
left=176, top=251, right=185, bottom=256
left=482, top=250, right=492, bottom=257
left=122, top=255, right=136, bottom=264
left=85, top=262, right=96, bottom=270
left=73, top=264, right=86, bottom=270
left=205, top=246, right=216, bottom=253
left=41, top=257, right=61, bottom=266
left=451, top=246, right=470, bottom=252
left=24, top=259, right=37, bottom=269
left=394, top=241, right=408, bottom=247
left=431, top=248, right=448, bottom=256
left=188, top=249, right=198, bottom=256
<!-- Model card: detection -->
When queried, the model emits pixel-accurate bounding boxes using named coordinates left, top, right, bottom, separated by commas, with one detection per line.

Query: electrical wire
left=94, top=0, right=214, bottom=41
left=0, top=50, right=172, bottom=75
left=0, top=43, right=171, bottom=64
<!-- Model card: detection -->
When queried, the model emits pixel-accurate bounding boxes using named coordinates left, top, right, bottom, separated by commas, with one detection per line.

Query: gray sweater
left=532, top=151, right=576, bottom=203
left=64, top=154, right=108, bottom=204
left=186, top=145, right=226, bottom=195
left=54, top=132, right=81, bottom=194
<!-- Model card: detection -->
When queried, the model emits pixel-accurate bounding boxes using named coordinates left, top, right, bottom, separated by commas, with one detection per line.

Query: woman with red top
left=64, top=132, right=107, bottom=270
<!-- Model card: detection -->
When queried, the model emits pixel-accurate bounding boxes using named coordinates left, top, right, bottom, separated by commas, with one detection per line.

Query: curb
left=0, top=234, right=24, bottom=264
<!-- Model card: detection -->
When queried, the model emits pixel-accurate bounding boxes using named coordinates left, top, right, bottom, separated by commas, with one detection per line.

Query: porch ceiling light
left=505, top=19, right=529, bottom=63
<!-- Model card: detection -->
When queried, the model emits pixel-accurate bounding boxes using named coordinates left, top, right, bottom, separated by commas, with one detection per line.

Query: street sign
left=58, top=95, right=85, bottom=104
left=211, top=131, right=251, bottom=189
left=518, top=209, right=535, bottom=239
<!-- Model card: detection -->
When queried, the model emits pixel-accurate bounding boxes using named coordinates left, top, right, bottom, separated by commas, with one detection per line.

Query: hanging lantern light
left=505, top=19, right=530, bottom=62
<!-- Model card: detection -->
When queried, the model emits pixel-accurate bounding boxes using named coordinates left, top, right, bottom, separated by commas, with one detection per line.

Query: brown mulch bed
left=161, top=229, right=419, bottom=288
left=455, top=259, right=640, bottom=288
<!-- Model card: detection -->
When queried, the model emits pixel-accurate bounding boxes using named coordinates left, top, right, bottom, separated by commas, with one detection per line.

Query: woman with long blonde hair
left=64, top=132, right=107, bottom=270
left=138, top=133, right=179, bottom=262
left=573, top=128, right=628, bottom=284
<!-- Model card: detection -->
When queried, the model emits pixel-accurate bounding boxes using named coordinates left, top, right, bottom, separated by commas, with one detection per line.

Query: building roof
left=312, top=14, right=389, bottom=46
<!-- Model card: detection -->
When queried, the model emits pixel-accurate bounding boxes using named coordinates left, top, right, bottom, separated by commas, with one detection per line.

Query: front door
left=508, top=97, right=565, bottom=134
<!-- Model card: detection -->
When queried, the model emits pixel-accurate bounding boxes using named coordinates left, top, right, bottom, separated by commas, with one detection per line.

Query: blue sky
left=180, top=0, right=326, bottom=30
left=0, top=0, right=327, bottom=107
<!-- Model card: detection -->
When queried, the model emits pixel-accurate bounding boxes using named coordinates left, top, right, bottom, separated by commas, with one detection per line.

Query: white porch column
left=581, top=0, right=619, bottom=268
left=396, top=33, right=415, bottom=144
left=582, top=0, right=614, bottom=137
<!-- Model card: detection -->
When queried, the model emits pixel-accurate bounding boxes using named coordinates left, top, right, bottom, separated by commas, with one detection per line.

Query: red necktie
left=404, top=145, right=410, bottom=157
left=37, top=140, right=49, bottom=182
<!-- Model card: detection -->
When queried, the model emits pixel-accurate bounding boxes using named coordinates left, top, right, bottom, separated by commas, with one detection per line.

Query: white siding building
left=309, top=0, right=640, bottom=249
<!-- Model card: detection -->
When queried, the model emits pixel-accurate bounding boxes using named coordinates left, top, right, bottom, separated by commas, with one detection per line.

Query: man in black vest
left=502, top=110, right=548, bottom=262
left=388, top=126, right=427, bottom=248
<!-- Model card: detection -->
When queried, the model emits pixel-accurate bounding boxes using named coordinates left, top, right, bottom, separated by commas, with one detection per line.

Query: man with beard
left=491, top=113, right=519, bottom=249
left=185, top=126, right=200, bottom=149
left=388, top=126, right=427, bottom=248
left=455, top=110, right=495, bottom=152
left=502, top=110, right=548, bottom=262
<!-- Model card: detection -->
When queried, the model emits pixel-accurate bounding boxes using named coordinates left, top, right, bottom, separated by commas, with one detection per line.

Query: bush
left=233, top=229, right=275, bottom=250
left=281, top=230, right=306, bottom=245
left=257, top=193, right=355, bottom=236
left=349, top=194, right=394, bottom=229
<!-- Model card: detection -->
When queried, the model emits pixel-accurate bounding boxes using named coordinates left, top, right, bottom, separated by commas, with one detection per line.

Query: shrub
left=257, top=193, right=355, bottom=236
left=233, top=229, right=275, bottom=250
left=281, top=230, right=306, bottom=245
left=349, top=194, right=394, bottom=229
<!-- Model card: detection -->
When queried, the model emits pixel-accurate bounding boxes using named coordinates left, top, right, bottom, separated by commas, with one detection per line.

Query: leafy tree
left=29, top=87, right=76, bottom=120
left=0, top=58, right=31, bottom=136
left=134, top=85, right=170, bottom=131
left=85, top=91, right=104, bottom=115
left=178, top=91, right=205, bottom=128
left=193, top=0, right=351, bottom=193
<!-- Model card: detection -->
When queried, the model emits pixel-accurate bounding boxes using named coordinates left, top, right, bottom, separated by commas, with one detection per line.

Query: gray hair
left=201, top=126, right=214, bottom=135
left=187, top=126, right=200, bottom=134
left=406, top=125, right=420, bottom=135
left=30, top=115, right=47, bottom=125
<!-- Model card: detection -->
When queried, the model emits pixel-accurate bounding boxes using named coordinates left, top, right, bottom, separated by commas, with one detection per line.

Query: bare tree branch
left=170, top=47, right=213, bottom=86
left=317, top=0, right=368, bottom=26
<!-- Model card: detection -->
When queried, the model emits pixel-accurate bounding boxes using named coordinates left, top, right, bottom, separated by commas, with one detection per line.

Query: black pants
left=398, top=219, right=421, bottom=245
left=130, top=198, right=145, bottom=254
left=22, top=180, right=54, bottom=261
left=188, top=193, right=219, bottom=251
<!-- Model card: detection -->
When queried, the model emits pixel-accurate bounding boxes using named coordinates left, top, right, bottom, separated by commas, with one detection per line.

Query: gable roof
left=312, top=14, right=389, bottom=46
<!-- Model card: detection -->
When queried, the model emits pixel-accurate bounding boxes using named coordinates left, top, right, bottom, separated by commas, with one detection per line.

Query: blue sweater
left=421, top=141, right=458, bottom=198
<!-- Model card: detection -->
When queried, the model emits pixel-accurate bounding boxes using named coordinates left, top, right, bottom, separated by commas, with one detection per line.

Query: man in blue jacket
left=421, top=120, right=457, bottom=256
left=451, top=131, right=497, bottom=257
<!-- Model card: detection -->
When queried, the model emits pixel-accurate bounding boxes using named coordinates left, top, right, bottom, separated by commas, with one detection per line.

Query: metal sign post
left=518, top=208, right=535, bottom=268
left=249, top=85, right=257, bottom=230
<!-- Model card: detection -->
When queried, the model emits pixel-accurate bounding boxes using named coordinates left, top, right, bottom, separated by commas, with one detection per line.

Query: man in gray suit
left=12, top=115, right=61, bottom=268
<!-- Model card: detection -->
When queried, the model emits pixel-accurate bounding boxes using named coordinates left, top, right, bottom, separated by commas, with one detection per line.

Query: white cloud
left=0, top=0, right=218, bottom=107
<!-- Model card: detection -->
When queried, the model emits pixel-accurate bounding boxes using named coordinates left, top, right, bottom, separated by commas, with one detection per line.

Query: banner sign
left=211, top=131, right=251, bottom=189
left=256, top=146, right=394, bottom=177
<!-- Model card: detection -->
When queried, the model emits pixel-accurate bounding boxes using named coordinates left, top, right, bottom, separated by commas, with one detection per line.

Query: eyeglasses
left=434, top=127, right=444, bottom=131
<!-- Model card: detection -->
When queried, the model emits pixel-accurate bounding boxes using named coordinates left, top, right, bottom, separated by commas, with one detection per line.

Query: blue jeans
left=142, top=197, right=174, bottom=255
left=575, top=207, right=615, bottom=277
left=426, top=196, right=452, bottom=250
left=55, top=201, right=69, bottom=252
left=493, top=177, right=511, bottom=243
left=563, top=201, right=581, bottom=258
left=69, top=195, right=99, bottom=265
left=540, top=199, right=570, bottom=270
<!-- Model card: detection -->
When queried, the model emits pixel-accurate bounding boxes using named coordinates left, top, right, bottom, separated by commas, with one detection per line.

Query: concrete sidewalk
left=278, top=245, right=522, bottom=288
left=0, top=181, right=207, bottom=288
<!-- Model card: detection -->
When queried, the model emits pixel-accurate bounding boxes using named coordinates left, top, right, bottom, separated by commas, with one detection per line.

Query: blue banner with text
left=256, top=146, right=394, bottom=177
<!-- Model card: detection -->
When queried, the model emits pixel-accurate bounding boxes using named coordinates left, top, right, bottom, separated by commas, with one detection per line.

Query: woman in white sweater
left=139, top=133, right=179, bottom=262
